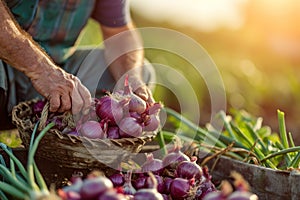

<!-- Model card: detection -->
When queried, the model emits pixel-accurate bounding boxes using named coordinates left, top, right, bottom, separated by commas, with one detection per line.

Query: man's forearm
left=0, top=1, right=57, bottom=79
left=100, top=22, right=145, bottom=81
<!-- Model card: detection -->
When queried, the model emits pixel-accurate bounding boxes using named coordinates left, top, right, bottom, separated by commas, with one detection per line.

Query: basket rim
left=12, top=98, right=158, bottom=144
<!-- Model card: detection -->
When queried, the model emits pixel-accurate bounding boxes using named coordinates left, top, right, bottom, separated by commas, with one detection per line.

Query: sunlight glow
left=130, top=0, right=248, bottom=32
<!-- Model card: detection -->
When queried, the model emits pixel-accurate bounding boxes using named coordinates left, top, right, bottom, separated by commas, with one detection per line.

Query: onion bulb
left=119, top=117, right=143, bottom=138
left=80, top=176, right=113, bottom=199
left=80, top=120, right=105, bottom=139
left=141, top=153, right=163, bottom=175
left=176, top=160, right=203, bottom=180
left=96, top=96, right=123, bottom=125
left=143, top=114, right=160, bottom=132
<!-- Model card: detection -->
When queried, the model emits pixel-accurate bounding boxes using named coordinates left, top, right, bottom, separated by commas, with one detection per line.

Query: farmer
left=0, top=0, right=154, bottom=129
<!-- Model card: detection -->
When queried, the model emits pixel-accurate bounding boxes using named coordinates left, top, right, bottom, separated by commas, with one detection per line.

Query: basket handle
left=38, top=101, right=50, bottom=131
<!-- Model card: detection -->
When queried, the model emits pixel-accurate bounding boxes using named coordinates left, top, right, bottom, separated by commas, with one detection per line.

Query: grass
left=0, top=130, right=22, bottom=148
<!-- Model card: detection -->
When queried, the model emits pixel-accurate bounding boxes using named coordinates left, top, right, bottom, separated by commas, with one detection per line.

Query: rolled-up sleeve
left=91, top=0, right=131, bottom=27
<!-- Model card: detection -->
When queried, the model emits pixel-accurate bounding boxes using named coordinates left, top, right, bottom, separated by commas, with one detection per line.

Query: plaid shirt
left=5, top=0, right=130, bottom=64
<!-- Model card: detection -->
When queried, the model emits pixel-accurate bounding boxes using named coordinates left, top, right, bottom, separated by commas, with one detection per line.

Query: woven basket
left=12, top=99, right=157, bottom=170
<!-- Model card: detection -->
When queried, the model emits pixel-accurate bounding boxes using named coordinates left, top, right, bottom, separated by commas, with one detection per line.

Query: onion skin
left=162, top=194, right=169, bottom=200
left=162, top=177, right=173, bottom=195
left=195, top=181, right=216, bottom=199
left=80, top=176, right=113, bottom=199
left=202, top=191, right=225, bottom=200
left=129, top=93, right=147, bottom=114
left=123, top=171, right=136, bottom=195
left=162, top=150, right=190, bottom=170
left=133, top=175, right=147, bottom=190
left=143, top=114, right=160, bottom=132
left=107, top=126, right=120, bottom=139
left=109, top=173, right=125, bottom=187
left=130, top=112, right=142, bottom=121
left=96, top=96, right=123, bottom=125
left=147, top=103, right=162, bottom=115
left=176, top=161, right=203, bottom=180
left=68, top=130, right=80, bottom=136
left=227, top=191, right=258, bottom=200
left=119, top=117, right=143, bottom=138
left=141, top=154, right=164, bottom=175
left=98, top=190, right=128, bottom=200
left=133, top=189, right=164, bottom=200
left=145, top=175, right=164, bottom=194
left=170, top=178, right=192, bottom=200
left=63, top=190, right=82, bottom=200
left=32, top=99, right=46, bottom=114
left=80, top=120, right=105, bottom=139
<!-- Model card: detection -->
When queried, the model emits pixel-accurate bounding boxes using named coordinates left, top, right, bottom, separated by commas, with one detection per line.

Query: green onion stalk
left=163, top=107, right=300, bottom=170
left=0, top=121, right=55, bottom=200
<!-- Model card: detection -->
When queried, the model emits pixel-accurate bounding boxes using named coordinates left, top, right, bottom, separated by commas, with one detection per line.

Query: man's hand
left=125, top=75, right=155, bottom=104
left=30, top=67, right=92, bottom=114
left=0, top=1, right=91, bottom=114
left=134, top=85, right=154, bottom=104
left=100, top=23, right=155, bottom=104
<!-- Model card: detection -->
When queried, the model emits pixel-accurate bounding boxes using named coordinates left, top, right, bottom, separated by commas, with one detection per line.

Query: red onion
left=162, top=194, right=169, bottom=200
left=122, top=75, right=147, bottom=114
left=145, top=175, right=164, bottom=194
left=118, top=117, right=143, bottom=138
left=59, top=190, right=81, bottom=200
left=141, top=153, right=163, bottom=175
left=129, top=93, right=147, bottom=114
left=80, top=176, right=113, bottom=199
left=202, top=191, right=224, bottom=200
left=162, top=177, right=173, bottom=195
left=202, top=166, right=213, bottom=181
left=96, top=96, right=123, bottom=125
left=176, top=160, right=203, bottom=180
left=195, top=181, right=216, bottom=199
left=68, top=130, right=80, bottom=137
left=133, top=174, right=147, bottom=190
left=98, top=190, right=127, bottom=200
left=109, top=172, right=125, bottom=187
left=134, top=173, right=164, bottom=200
left=170, top=178, right=192, bottom=200
left=227, top=191, right=258, bottom=200
left=143, top=114, right=160, bottom=132
left=32, top=99, right=46, bottom=114
left=130, top=112, right=142, bottom=122
left=80, top=120, right=105, bottom=139
left=162, top=148, right=190, bottom=169
left=123, top=171, right=136, bottom=195
left=133, top=188, right=164, bottom=200
left=147, top=103, right=162, bottom=115
left=107, top=126, right=120, bottom=139
left=51, top=116, right=65, bottom=131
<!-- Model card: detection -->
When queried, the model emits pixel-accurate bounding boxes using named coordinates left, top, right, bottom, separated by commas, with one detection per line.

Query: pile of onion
left=77, top=85, right=162, bottom=139
left=58, top=149, right=259, bottom=200
left=31, top=79, right=163, bottom=140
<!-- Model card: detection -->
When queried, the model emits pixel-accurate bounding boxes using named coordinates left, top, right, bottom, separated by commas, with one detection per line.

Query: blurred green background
left=78, top=0, right=300, bottom=144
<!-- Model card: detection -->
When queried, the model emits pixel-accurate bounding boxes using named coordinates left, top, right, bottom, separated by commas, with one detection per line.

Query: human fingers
left=134, top=86, right=155, bottom=104
left=77, top=82, right=92, bottom=115
left=70, top=76, right=92, bottom=115
left=71, top=86, right=84, bottom=115
left=58, top=92, right=72, bottom=113
left=48, top=92, right=61, bottom=113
